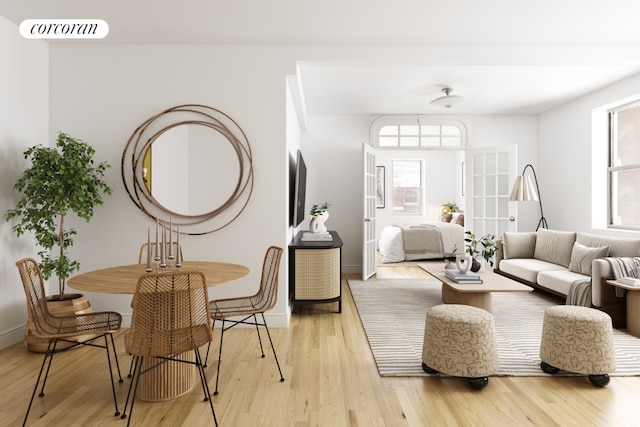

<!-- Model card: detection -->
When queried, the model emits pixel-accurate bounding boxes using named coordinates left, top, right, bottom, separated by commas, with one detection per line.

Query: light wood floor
left=3, top=265, right=640, bottom=426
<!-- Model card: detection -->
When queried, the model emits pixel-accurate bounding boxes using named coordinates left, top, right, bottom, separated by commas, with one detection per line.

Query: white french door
left=465, top=145, right=518, bottom=238
left=362, top=143, right=377, bottom=280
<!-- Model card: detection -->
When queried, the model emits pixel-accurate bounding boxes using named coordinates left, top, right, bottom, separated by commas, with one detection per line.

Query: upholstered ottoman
left=421, top=304, right=499, bottom=389
left=540, top=305, right=616, bottom=387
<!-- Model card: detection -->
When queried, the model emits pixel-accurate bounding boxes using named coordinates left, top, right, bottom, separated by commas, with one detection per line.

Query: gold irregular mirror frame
left=122, top=104, right=254, bottom=235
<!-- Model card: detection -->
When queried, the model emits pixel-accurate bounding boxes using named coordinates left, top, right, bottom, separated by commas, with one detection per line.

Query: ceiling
left=3, top=0, right=640, bottom=115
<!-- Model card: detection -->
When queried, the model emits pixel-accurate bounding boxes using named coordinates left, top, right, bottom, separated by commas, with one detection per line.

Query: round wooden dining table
left=68, top=261, right=249, bottom=401
left=67, top=260, right=250, bottom=294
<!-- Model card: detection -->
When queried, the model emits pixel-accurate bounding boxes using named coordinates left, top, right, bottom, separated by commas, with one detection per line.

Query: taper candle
left=168, top=217, right=173, bottom=258
left=155, top=218, right=159, bottom=261
left=176, top=224, right=181, bottom=267
left=146, top=226, right=152, bottom=272
left=161, top=220, right=166, bottom=266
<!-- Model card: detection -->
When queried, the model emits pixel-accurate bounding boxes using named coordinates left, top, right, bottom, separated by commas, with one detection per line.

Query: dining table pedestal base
left=137, top=352, right=196, bottom=401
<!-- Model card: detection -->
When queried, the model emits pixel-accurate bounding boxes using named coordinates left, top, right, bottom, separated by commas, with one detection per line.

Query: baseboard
left=0, top=325, right=26, bottom=350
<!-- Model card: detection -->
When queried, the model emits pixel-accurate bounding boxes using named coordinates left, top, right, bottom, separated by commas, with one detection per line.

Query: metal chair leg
left=214, top=320, right=225, bottom=395
left=37, top=339, right=59, bottom=397
left=194, top=349, right=219, bottom=427
left=260, top=313, right=285, bottom=382
left=23, top=341, right=55, bottom=426
left=109, top=333, right=123, bottom=383
left=121, top=356, right=143, bottom=425
left=204, top=318, right=216, bottom=367
left=253, top=314, right=265, bottom=357
left=104, top=334, right=121, bottom=417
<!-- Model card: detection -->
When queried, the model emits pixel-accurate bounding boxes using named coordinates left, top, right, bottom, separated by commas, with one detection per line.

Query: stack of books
left=617, top=277, right=640, bottom=287
left=445, top=269, right=483, bottom=284
left=301, top=231, right=333, bottom=242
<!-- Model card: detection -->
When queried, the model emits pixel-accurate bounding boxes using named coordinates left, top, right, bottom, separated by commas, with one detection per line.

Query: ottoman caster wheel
left=422, top=362, right=438, bottom=374
left=467, top=377, right=489, bottom=390
left=588, top=374, right=610, bottom=387
left=540, top=361, right=560, bottom=375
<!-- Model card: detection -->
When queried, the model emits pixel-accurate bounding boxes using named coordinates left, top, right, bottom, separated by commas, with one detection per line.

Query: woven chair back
left=138, top=242, right=183, bottom=264
left=251, top=246, right=283, bottom=312
left=129, top=271, right=212, bottom=357
left=15, top=258, right=53, bottom=337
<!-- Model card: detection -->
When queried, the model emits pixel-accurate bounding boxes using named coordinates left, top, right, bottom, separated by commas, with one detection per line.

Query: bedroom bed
left=377, top=220, right=465, bottom=263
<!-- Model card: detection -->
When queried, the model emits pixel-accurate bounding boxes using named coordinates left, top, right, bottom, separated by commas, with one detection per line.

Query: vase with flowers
left=464, top=231, right=501, bottom=272
left=309, top=202, right=330, bottom=233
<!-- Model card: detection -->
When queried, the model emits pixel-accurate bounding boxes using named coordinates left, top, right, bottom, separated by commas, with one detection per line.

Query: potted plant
left=464, top=231, right=501, bottom=271
left=5, top=132, right=112, bottom=300
left=309, top=202, right=330, bottom=233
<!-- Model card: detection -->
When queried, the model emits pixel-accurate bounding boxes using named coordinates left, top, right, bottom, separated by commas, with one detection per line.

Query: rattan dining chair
left=204, top=246, right=285, bottom=395
left=120, top=270, right=217, bottom=427
left=125, top=241, right=186, bottom=378
left=15, top=258, right=123, bottom=426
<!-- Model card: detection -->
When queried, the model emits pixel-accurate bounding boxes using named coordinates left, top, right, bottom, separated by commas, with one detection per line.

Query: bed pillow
left=441, top=213, right=453, bottom=222
left=455, top=214, right=464, bottom=226
left=502, top=231, right=536, bottom=259
left=568, top=242, right=609, bottom=276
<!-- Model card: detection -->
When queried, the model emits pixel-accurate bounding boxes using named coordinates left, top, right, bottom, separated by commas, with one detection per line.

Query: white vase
left=455, top=253, right=473, bottom=274
left=309, top=217, right=320, bottom=233
left=317, top=211, right=329, bottom=233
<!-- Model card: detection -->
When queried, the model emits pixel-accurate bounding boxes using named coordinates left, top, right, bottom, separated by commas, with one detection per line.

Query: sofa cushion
left=537, top=269, right=589, bottom=296
left=503, top=231, right=536, bottom=259
left=534, top=229, right=576, bottom=267
left=576, top=232, right=640, bottom=258
left=568, top=242, right=609, bottom=276
left=499, top=258, right=567, bottom=283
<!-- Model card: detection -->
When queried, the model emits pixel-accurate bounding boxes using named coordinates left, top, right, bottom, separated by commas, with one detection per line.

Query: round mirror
left=145, top=124, right=241, bottom=216
left=122, top=104, right=253, bottom=235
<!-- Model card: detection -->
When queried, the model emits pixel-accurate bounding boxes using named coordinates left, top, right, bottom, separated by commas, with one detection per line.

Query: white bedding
left=377, top=221, right=465, bottom=263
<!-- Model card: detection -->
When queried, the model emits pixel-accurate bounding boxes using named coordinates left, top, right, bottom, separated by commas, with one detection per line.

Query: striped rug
left=348, top=278, right=640, bottom=377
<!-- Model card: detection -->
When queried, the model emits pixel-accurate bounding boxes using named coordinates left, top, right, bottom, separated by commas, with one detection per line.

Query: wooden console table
left=289, top=231, right=343, bottom=313
left=607, top=279, right=640, bottom=337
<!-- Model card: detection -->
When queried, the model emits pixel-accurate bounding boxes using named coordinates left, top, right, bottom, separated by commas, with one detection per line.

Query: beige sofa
left=494, top=228, right=640, bottom=327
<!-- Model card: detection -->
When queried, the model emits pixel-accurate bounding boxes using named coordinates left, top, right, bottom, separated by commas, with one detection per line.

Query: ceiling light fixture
left=430, top=87, right=463, bottom=108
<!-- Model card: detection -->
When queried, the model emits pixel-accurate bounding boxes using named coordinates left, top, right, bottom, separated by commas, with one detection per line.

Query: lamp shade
left=509, top=175, right=539, bottom=202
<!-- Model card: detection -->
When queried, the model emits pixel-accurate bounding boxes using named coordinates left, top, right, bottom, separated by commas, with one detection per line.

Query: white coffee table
left=419, top=262, right=533, bottom=312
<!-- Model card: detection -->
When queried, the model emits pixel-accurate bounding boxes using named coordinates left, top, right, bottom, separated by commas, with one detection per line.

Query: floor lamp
left=509, top=164, right=548, bottom=231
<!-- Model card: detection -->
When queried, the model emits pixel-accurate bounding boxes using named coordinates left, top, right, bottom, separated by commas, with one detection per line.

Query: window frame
left=608, top=100, right=640, bottom=231
left=370, top=115, right=467, bottom=149
left=391, top=159, right=424, bottom=215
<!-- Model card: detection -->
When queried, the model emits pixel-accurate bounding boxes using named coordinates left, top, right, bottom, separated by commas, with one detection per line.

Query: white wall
left=0, top=16, right=49, bottom=348
left=539, top=71, right=640, bottom=237
left=48, top=44, right=293, bottom=328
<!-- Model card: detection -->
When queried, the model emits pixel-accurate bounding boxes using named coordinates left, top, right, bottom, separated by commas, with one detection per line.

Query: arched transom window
left=370, top=115, right=467, bottom=148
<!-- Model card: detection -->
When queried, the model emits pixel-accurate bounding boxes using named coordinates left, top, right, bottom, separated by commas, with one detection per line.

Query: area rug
left=348, top=278, right=640, bottom=377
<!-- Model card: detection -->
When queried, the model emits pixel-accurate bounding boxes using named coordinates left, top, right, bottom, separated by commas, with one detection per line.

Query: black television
left=292, top=149, right=307, bottom=227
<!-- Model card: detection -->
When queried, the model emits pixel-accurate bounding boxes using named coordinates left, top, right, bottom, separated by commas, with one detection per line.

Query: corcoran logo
left=19, top=19, right=109, bottom=39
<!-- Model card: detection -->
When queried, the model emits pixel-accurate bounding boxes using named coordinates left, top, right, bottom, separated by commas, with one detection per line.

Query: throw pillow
left=441, top=213, right=453, bottom=222
left=503, top=231, right=537, bottom=259
left=533, top=229, right=577, bottom=267
left=569, top=242, right=609, bottom=276
left=455, top=214, right=465, bottom=226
